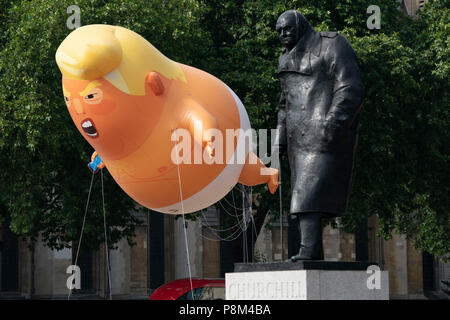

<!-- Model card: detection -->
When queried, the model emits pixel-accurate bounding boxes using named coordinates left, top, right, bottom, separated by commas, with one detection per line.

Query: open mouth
left=81, top=118, right=98, bottom=138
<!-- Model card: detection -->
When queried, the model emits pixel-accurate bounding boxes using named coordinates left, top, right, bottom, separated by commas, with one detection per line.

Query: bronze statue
left=274, top=10, right=364, bottom=261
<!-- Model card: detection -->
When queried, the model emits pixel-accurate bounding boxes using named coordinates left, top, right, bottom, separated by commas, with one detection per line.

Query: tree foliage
left=199, top=0, right=450, bottom=260
left=0, top=0, right=210, bottom=250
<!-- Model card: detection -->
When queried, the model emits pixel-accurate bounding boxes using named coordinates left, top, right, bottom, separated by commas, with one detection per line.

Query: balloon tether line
left=101, top=169, right=113, bottom=300
left=279, top=166, right=284, bottom=260
left=68, top=171, right=95, bottom=300
left=173, top=131, right=194, bottom=300
left=241, top=185, right=248, bottom=263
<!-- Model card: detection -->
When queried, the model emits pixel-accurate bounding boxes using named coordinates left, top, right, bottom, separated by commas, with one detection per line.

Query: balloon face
left=62, top=77, right=165, bottom=160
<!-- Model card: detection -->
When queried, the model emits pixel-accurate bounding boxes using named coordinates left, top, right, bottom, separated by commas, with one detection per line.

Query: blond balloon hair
left=55, top=24, right=186, bottom=95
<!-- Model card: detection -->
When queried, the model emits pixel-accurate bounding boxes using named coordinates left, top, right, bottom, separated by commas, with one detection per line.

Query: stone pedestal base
left=225, top=261, right=389, bottom=300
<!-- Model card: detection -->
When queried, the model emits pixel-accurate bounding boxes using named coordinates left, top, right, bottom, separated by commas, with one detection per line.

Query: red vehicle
left=150, top=278, right=225, bottom=300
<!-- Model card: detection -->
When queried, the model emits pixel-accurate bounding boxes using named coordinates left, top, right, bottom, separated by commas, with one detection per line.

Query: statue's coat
left=277, top=22, right=364, bottom=216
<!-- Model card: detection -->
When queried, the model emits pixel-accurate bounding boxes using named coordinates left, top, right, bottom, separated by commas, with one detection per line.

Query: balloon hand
left=88, top=152, right=104, bottom=174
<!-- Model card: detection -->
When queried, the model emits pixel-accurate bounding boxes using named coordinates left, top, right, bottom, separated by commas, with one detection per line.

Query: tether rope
left=173, top=132, right=194, bottom=300
left=279, top=167, right=284, bottom=260
left=68, top=171, right=94, bottom=300
left=101, top=169, right=113, bottom=300
left=197, top=221, right=244, bottom=242
left=221, top=194, right=244, bottom=211
left=218, top=200, right=246, bottom=228
left=200, top=209, right=243, bottom=233
left=241, top=185, right=247, bottom=263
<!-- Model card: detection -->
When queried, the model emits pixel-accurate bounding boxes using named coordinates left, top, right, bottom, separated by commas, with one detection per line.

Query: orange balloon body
left=57, top=25, right=278, bottom=214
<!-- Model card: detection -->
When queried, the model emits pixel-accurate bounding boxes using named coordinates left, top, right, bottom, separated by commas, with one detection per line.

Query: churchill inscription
left=225, top=269, right=389, bottom=300
left=227, top=279, right=306, bottom=300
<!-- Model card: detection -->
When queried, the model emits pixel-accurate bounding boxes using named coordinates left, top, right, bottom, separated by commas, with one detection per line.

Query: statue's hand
left=322, top=119, right=344, bottom=149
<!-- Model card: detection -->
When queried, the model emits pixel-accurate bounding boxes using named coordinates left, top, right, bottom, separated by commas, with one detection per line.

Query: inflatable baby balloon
left=56, top=24, right=278, bottom=214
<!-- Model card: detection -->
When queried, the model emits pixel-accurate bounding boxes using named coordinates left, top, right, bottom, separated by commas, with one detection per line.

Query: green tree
left=0, top=0, right=210, bottom=251
left=343, top=0, right=449, bottom=260
left=0, top=0, right=448, bottom=263
left=199, top=0, right=449, bottom=261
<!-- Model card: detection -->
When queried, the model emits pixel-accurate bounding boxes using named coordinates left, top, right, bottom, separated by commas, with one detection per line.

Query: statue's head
left=276, top=10, right=310, bottom=50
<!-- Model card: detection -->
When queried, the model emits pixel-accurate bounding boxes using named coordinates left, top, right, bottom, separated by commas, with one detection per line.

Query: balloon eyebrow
left=80, top=81, right=102, bottom=97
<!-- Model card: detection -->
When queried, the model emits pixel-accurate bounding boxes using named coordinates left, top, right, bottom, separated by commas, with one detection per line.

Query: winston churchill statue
left=274, top=10, right=364, bottom=261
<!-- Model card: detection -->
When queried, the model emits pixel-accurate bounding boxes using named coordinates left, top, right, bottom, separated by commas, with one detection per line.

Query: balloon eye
left=83, top=88, right=103, bottom=105
left=64, top=96, right=71, bottom=107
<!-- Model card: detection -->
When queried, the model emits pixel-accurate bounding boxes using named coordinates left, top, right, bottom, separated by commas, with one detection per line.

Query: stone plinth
left=226, top=261, right=389, bottom=300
